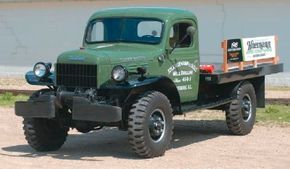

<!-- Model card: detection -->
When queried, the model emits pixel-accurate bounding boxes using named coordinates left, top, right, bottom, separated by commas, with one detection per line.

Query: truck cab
left=56, top=8, right=199, bottom=104
left=15, top=7, right=283, bottom=158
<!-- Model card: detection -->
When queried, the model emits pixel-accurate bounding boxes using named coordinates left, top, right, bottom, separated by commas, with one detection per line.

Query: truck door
left=166, top=20, right=199, bottom=102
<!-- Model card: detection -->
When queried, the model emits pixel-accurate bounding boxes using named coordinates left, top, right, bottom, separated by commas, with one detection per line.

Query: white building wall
left=0, top=0, right=289, bottom=85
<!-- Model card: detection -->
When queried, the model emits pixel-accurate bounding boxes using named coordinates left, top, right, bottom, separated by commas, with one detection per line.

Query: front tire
left=226, top=82, right=257, bottom=135
left=23, top=118, right=69, bottom=151
left=128, top=91, right=173, bottom=158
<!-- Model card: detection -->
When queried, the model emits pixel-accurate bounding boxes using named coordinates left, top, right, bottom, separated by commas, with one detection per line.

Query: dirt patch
left=0, top=77, right=42, bottom=91
left=1, top=107, right=290, bottom=169
left=266, top=90, right=290, bottom=99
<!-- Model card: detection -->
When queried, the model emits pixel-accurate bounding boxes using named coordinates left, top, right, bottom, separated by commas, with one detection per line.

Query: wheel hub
left=242, top=94, right=252, bottom=122
left=149, top=109, right=165, bottom=142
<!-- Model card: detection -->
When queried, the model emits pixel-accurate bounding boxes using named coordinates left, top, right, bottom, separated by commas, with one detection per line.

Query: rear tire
left=226, top=82, right=257, bottom=135
left=128, top=91, right=173, bottom=158
left=23, top=118, right=68, bottom=151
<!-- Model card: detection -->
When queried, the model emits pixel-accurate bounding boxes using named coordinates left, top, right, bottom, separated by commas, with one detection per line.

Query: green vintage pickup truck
left=15, top=7, right=283, bottom=158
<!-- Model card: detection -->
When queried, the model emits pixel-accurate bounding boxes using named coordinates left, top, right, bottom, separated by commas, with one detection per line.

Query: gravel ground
left=0, top=107, right=290, bottom=169
left=0, top=1, right=289, bottom=168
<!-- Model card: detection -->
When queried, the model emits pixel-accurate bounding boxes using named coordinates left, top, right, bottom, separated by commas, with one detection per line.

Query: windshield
left=85, top=18, right=163, bottom=44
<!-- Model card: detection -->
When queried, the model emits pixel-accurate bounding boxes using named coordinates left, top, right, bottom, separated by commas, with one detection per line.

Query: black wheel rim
left=149, top=109, right=165, bottom=142
left=242, top=94, right=252, bottom=122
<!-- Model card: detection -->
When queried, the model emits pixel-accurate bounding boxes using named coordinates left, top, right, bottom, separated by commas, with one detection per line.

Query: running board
left=181, top=97, right=235, bottom=113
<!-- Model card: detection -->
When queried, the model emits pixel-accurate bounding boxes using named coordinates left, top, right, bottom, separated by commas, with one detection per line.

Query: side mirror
left=186, top=26, right=196, bottom=36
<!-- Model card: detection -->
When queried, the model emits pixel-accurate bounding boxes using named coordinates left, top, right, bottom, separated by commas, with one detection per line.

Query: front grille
left=56, top=64, right=97, bottom=87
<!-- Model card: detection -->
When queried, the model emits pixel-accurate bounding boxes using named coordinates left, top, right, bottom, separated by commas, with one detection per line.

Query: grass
left=177, top=105, right=290, bottom=127
left=257, top=104, right=290, bottom=126
left=0, top=92, right=28, bottom=107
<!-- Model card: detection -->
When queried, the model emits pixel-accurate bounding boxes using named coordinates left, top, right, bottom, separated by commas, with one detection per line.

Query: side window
left=169, top=22, right=193, bottom=48
left=88, top=21, right=104, bottom=42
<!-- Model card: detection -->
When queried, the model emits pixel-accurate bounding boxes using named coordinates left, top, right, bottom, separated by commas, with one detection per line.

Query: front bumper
left=15, top=96, right=122, bottom=123
left=15, top=95, right=56, bottom=118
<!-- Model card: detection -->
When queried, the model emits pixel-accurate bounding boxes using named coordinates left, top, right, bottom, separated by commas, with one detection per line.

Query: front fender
left=100, top=76, right=163, bottom=90
left=100, top=76, right=181, bottom=110
left=25, top=71, right=55, bottom=86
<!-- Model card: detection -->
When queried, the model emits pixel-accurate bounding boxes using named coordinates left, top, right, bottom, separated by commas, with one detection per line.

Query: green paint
left=55, top=7, right=200, bottom=103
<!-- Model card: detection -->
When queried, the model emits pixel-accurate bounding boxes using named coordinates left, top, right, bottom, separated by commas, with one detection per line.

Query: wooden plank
left=221, top=35, right=279, bottom=72
left=253, top=60, right=258, bottom=68
left=222, top=40, right=228, bottom=72
left=239, top=62, right=244, bottom=70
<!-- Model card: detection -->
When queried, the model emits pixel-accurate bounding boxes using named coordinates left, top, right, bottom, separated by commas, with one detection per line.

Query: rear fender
left=230, top=77, right=265, bottom=108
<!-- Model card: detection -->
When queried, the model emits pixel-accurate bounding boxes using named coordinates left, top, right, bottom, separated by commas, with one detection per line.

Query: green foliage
left=0, top=92, right=28, bottom=107
left=257, top=104, right=290, bottom=126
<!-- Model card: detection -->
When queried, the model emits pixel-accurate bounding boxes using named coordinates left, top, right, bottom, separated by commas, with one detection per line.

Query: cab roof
left=89, top=7, right=197, bottom=22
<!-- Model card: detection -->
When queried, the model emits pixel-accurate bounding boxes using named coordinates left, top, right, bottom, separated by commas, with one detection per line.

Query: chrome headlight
left=111, top=65, right=128, bottom=82
left=33, top=62, right=51, bottom=78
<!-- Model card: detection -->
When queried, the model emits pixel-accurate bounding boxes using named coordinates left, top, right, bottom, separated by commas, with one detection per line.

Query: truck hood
left=57, top=43, right=163, bottom=65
